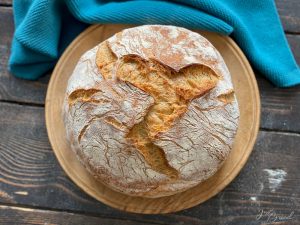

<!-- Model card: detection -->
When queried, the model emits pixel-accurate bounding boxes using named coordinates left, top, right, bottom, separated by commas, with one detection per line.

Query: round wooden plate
left=45, top=24, right=260, bottom=214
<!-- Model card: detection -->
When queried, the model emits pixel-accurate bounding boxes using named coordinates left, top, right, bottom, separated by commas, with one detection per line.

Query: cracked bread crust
left=63, top=25, right=239, bottom=198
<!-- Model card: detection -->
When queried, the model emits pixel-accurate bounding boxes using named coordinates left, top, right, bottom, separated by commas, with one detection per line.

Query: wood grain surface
left=0, top=1, right=300, bottom=224
left=276, top=0, right=300, bottom=33
left=0, top=8, right=49, bottom=106
left=0, top=103, right=299, bottom=224
left=0, top=0, right=11, bottom=6
left=0, top=205, right=160, bottom=225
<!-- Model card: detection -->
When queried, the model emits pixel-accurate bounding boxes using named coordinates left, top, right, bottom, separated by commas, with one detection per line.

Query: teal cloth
left=9, top=0, right=300, bottom=87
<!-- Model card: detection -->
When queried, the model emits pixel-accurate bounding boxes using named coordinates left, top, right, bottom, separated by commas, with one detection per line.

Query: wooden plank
left=0, top=205, right=159, bottom=225
left=0, top=7, right=49, bottom=105
left=0, top=0, right=11, bottom=6
left=258, top=35, right=300, bottom=133
left=258, top=76, right=300, bottom=133
left=0, top=103, right=299, bottom=224
left=276, top=0, right=300, bottom=33
left=287, top=34, right=300, bottom=61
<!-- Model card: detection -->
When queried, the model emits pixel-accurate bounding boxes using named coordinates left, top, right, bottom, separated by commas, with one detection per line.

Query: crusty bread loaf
left=63, top=25, right=239, bottom=198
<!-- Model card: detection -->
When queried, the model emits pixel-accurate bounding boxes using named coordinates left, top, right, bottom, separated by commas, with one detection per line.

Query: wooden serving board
left=45, top=24, right=260, bottom=214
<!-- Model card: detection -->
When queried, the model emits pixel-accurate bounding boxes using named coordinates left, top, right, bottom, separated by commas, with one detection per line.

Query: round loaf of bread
left=63, top=25, right=239, bottom=198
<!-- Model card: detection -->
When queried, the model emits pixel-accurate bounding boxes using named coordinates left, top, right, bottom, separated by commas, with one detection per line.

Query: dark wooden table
left=0, top=1, right=299, bottom=224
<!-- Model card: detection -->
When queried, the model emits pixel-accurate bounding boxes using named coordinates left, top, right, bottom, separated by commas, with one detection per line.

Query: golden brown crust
left=96, top=44, right=220, bottom=180
left=63, top=25, right=239, bottom=197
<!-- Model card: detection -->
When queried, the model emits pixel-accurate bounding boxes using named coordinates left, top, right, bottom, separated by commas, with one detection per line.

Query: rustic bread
left=63, top=25, right=239, bottom=198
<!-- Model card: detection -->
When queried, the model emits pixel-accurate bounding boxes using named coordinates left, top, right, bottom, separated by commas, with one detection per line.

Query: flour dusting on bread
left=63, top=25, right=239, bottom=197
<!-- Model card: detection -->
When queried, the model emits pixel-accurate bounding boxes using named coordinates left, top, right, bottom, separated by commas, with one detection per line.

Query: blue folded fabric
left=9, top=0, right=300, bottom=87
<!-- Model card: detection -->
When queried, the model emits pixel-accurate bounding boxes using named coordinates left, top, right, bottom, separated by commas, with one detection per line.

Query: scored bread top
left=63, top=25, right=239, bottom=197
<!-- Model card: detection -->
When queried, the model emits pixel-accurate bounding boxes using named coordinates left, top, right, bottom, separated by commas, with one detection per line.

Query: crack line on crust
left=68, top=89, right=102, bottom=106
